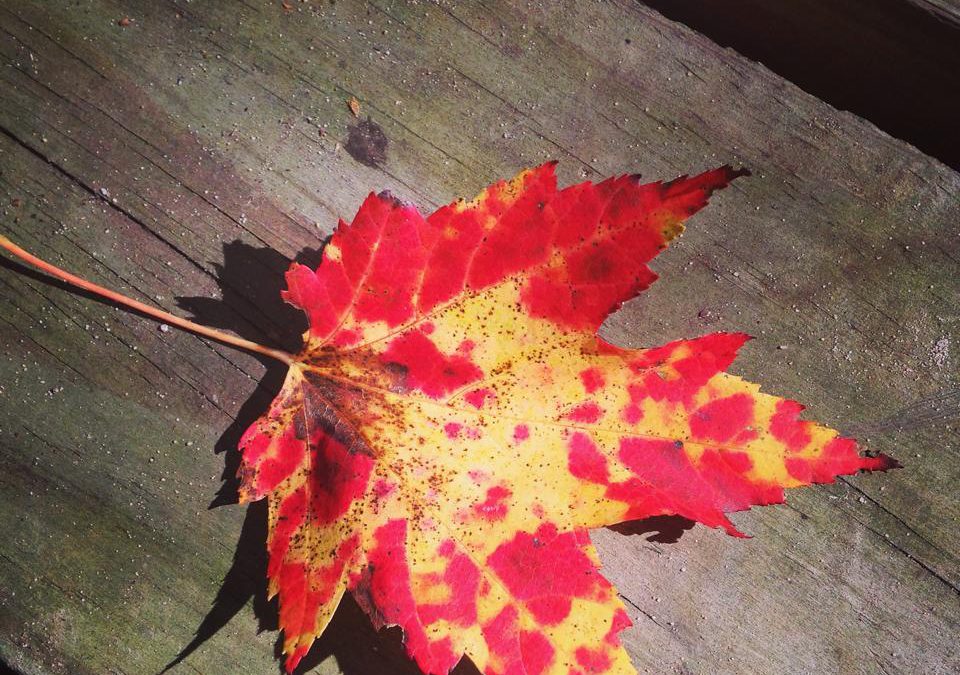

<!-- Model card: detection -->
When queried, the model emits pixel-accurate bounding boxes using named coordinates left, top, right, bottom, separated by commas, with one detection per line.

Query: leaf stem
left=0, top=234, right=295, bottom=365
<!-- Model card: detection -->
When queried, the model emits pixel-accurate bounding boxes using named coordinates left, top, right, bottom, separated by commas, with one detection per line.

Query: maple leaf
left=234, top=163, right=897, bottom=675
left=0, top=163, right=898, bottom=675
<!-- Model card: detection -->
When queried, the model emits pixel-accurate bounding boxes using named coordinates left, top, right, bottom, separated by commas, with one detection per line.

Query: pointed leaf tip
left=865, top=453, right=901, bottom=472
left=285, top=644, right=309, bottom=674
left=663, top=164, right=749, bottom=200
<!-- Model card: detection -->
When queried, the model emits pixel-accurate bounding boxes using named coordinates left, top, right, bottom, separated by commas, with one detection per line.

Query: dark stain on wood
left=345, top=117, right=389, bottom=168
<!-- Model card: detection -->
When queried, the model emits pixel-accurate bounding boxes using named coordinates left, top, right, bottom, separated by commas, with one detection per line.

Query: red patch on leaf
left=513, top=424, right=530, bottom=442
left=464, top=387, right=495, bottom=408
left=566, top=401, right=603, bottom=423
left=283, top=194, right=439, bottom=342
left=465, top=170, right=556, bottom=291
left=350, top=200, right=433, bottom=327
left=795, top=437, right=896, bottom=482
left=482, top=604, right=518, bottom=654
left=418, top=209, right=485, bottom=313
left=689, top=393, right=755, bottom=443
left=568, top=432, right=610, bottom=484
left=621, top=403, right=644, bottom=425
left=481, top=605, right=558, bottom=673
left=770, top=399, right=812, bottom=452
left=381, top=331, right=482, bottom=398
left=487, top=523, right=605, bottom=618
left=418, top=540, right=480, bottom=627
left=629, top=342, right=681, bottom=371
left=526, top=595, right=574, bottom=625
left=618, top=438, right=745, bottom=533
left=724, top=451, right=754, bottom=473
left=307, top=434, right=374, bottom=525
left=575, top=645, right=613, bottom=673
left=520, top=630, right=556, bottom=675
left=268, top=490, right=307, bottom=580
left=786, top=457, right=813, bottom=482
left=474, top=485, right=511, bottom=521
left=606, top=608, right=632, bottom=644
left=579, top=367, right=606, bottom=393
left=332, top=327, right=361, bottom=347
left=698, top=449, right=783, bottom=511
left=629, top=333, right=750, bottom=405
left=673, top=333, right=749, bottom=385
left=278, top=534, right=361, bottom=673
left=241, top=424, right=306, bottom=498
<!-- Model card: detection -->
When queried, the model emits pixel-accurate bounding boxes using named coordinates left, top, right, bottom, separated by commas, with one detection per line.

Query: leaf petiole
left=0, top=233, right=295, bottom=365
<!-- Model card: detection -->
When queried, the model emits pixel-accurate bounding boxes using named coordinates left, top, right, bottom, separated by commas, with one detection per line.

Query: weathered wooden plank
left=0, top=1, right=956, bottom=675
left=912, top=0, right=960, bottom=24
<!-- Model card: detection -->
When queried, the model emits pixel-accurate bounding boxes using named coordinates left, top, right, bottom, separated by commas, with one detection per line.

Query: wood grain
left=0, top=2, right=956, bottom=674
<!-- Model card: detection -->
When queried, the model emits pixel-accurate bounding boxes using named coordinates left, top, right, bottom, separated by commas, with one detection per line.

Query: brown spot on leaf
left=292, top=414, right=307, bottom=440
left=382, top=361, right=410, bottom=393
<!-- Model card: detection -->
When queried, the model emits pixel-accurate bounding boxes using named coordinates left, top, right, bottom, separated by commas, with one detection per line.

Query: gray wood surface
left=0, top=1, right=957, bottom=674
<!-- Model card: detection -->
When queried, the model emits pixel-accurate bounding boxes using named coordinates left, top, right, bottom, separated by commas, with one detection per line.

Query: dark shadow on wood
left=293, top=595, right=482, bottom=675
left=160, top=500, right=276, bottom=673
left=609, top=515, right=696, bottom=543
left=637, top=0, right=960, bottom=170
left=175, top=240, right=323, bottom=508
left=176, top=239, right=324, bottom=356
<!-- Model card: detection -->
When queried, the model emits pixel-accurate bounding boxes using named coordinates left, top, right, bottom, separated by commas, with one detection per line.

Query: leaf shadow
left=608, top=515, right=696, bottom=544
left=175, top=239, right=322, bottom=510
left=294, top=596, right=482, bottom=675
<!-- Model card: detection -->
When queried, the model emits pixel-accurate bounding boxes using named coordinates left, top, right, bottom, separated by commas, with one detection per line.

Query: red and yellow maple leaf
left=234, top=163, right=897, bottom=675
